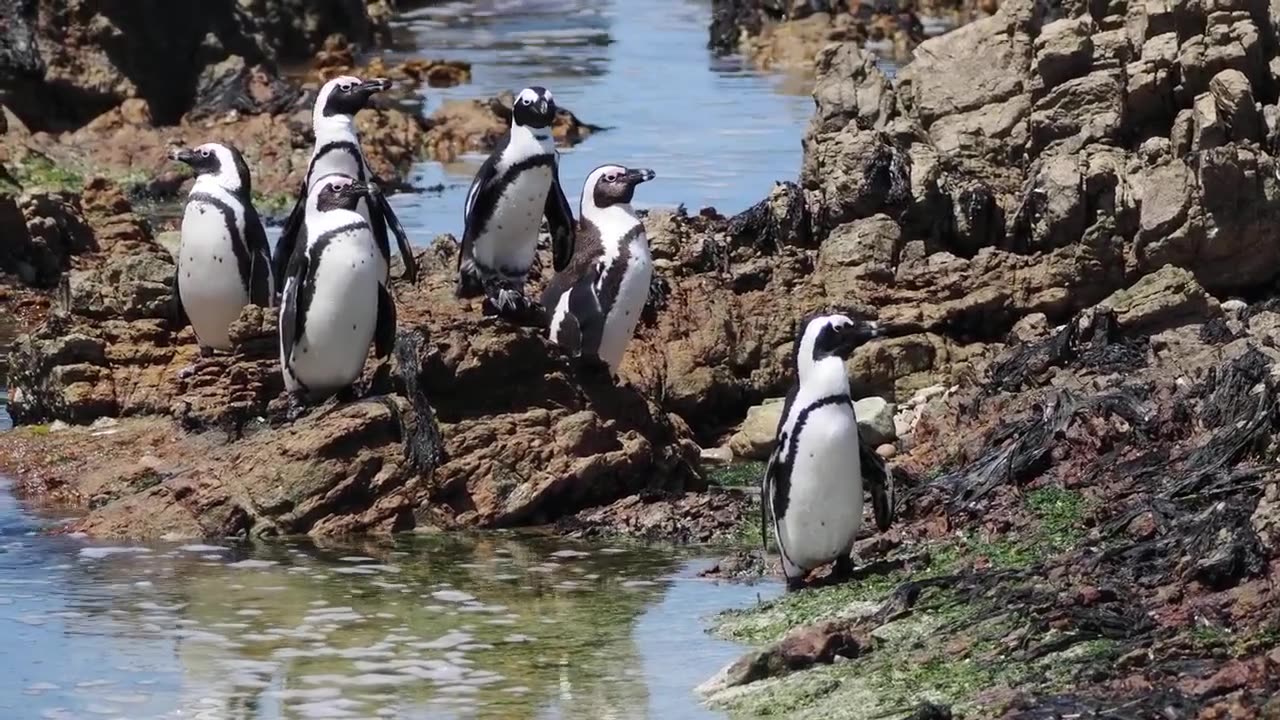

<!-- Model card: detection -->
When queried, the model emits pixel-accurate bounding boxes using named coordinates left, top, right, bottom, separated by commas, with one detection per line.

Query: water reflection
left=0, top=523, right=777, bottom=719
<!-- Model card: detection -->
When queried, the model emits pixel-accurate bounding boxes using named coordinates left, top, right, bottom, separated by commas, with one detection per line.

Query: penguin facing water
left=458, top=86, right=576, bottom=320
left=170, top=142, right=274, bottom=354
left=542, top=164, right=656, bottom=376
left=271, top=75, right=418, bottom=297
left=278, top=174, right=395, bottom=406
left=763, top=314, right=896, bottom=591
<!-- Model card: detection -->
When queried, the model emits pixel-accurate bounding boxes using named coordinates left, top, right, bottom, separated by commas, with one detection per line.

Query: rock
left=1099, top=265, right=1221, bottom=334
left=560, top=490, right=750, bottom=544
left=698, top=619, right=873, bottom=695
left=729, top=398, right=786, bottom=460
left=1029, top=70, right=1125, bottom=153
left=1251, top=482, right=1280, bottom=554
left=1208, top=69, right=1261, bottom=143
left=700, top=445, right=735, bottom=465
left=801, top=128, right=911, bottom=239
left=187, top=55, right=302, bottom=121
left=876, top=443, right=897, bottom=459
left=820, top=214, right=902, bottom=292
left=0, top=190, right=95, bottom=288
left=1033, top=16, right=1095, bottom=91
left=1, top=0, right=387, bottom=131
left=854, top=396, right=897, bottom=445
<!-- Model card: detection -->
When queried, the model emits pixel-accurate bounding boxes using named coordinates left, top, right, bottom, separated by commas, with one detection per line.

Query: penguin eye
left=521, top=97, right=533, bottom=106
left=604, top=173, right=618, bottom=183
left=199, top=149, right=211, bottom=158
left=339, top=82, right=355, bottom=92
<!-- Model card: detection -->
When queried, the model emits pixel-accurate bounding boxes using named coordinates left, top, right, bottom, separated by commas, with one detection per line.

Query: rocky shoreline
left=5, top=0, right=1280, bottom=714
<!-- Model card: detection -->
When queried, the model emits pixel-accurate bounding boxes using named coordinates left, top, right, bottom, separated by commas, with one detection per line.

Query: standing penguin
left=542, top=164, right=656, bottom=375
left=458, top=86, right=576, bottom=319
left=279, top=173, right=395, bottom=407
left=762, top=314, right=896, bottom=591
left=170, top=142, right=274, bottom=355
left=271, top=75, right=418, bottom=297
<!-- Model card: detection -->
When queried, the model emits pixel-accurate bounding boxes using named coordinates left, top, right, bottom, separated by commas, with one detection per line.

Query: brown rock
left=561, top=490, right=751, bottom=544
left=1099, top=265, right=1221, bottom=334
left=699, top=619, right=874, bottom=694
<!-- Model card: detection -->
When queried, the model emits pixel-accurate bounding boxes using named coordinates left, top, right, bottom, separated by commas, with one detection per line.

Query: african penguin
left=458, top=86, right=576, bottom=320
left=542, top=164, right=657, bottom=376
left=762, top=314, right=896, bottom=591
left=272, top=75, right=418, bottom=298
left=170, top=142, right=274, bottom=355
left=278, top=173, right=396, bottom=406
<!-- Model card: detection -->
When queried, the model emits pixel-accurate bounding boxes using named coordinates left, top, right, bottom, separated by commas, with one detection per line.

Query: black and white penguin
left=271, top=75, right=418, bottom=297
left=458, top=86, right=576, bottom=319
left=170, top=142, right=274, bottom=354
left=278, top=173, right=395, bottom=406
left=541, top=164, right=656, bottom=375
left=762, top=314, right=896, bottom=591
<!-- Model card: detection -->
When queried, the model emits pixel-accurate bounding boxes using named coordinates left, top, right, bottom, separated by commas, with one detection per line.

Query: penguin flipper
left=567, top=269, right=606, bottom=360
left=374, top=282, right=397, bottom=359
left=458, top=149, right=502, bottom=289
left=244, top=203, right=275, bottom=307
left=859, top=427, right=895, bottom=532
left=545, top=157, right=576, bottom=272
left=279, top=250, right=310, bottom=365
left=172, top=270, right=189, bottom=329
left=272, top=185, right=307, bottom=296
left=372, top=182, right=418, bottom=285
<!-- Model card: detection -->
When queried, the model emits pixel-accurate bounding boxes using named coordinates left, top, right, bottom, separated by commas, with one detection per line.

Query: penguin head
left=796, top=314, right=883, bottom=376
left=169, top=142, right=251, bottom=193
left=311, top=174, right=378, bottom=212
left=511, top=87, right=557, bottom=129
left=583, top=164, right=656, bottom=212
left=317, top=75, right=392, bottom=120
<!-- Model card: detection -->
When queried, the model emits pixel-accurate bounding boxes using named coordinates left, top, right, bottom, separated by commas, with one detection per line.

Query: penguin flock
left=169, top=75, right=896, bottom=591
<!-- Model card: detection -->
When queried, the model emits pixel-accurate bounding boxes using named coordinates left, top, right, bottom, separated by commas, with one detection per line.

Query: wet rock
left=560, top=489, right=750, bottom=544
left=1099, top=265, right=1221, bottom=335
left=728, top=398, right=785, bottom=460
left=699, top=619, right=873, bottom=694
left=801, top=128, right=911, bottom=239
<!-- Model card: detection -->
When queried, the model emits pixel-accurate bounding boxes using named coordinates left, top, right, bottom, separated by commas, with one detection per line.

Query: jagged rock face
left=0, top=0, right=385, bottom=131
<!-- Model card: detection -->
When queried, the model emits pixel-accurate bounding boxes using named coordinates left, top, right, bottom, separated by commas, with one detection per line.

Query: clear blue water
left=0, top=1, right=806, bottom=717
left=378, top=0, right=817, bottom=244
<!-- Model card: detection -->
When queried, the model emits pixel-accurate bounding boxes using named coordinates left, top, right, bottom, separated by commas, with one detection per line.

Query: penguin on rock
left=278, top=173, right=395, bottom=412
left=458, top=86, right=575, bottom=321
left=169, top=142, right=274, bottom=361
left=542, top=163, right=656, bottom=376
left=762, top=314, right=896, bottom=591
left=271, top=75, right=417, bottom=298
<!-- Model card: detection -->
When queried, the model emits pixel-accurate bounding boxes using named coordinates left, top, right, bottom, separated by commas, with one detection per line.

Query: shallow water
left=374, top=0, right=820, bottom=245
left=0, top=483, right=780, bottom=719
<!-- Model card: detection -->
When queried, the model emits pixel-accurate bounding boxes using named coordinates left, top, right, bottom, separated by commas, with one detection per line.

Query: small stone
left=700, top=446, right=733, bottom=465
left=875, top=443, right=896, bottom=459
left=854, top=396, right=896, bottom=445
left=728, top=398, right=786, bottom=460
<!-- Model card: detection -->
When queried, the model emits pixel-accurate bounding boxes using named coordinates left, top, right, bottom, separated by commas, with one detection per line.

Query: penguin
left=761, top=314, right=896, bottom=591
left=169, top=142, right=274, bottom=355
left=542, top=164, right=657, bottom=375
left=278, top=173, right=396, bottom=407
left=271, top=75, right=418, bottom=299
left=458, top=86, right=576, bottom=320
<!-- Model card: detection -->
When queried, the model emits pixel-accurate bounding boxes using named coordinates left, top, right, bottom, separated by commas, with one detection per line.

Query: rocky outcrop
left=709, top=0, right=995, bottom=69
left=0, top=0, right=389, bottom=131
left=2, top=191, right=701, bottom=537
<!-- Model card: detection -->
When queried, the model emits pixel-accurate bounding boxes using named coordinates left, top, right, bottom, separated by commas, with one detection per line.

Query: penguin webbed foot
left=285, top=393, right=310, bottom=423
left=177, top=364, right=198, bottom=380
left=198, top=345, right=217, bottom=359
left=482, top=290, right=546, bottom=326
left=833, top=553, right=855, bottom=581
left=784, top=575, right=806, bottom=593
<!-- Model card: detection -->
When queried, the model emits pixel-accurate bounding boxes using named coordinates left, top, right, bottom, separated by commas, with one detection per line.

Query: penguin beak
left=358, top=78, right=392, bottom=96
left=834, top=320, right=883, bottom=358
left=344, top=181, right=379, bottom=200
left=169, top=148, right=197, bottom=166
left=623, top=168, right=656, bottom=186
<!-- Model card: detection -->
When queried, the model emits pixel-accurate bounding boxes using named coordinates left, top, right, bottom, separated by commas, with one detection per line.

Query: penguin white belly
left=476, top=165, right=552, bottom=274
left=597, top=239, right=653, bottom=372
left=179, top=200, right=250, bottom=350
left=779, top=403, right=864, bottom=572
left=288, top=237, right=381, bottom=395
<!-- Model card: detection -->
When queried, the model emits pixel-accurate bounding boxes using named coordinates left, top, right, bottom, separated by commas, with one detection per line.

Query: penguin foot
left=198, top=345, right=218, bottom=359
left=784, top=576, right=806, bottom=593
left=833, top=553, right=855, bottom=581
left=285, top=393, right=310, bottom=423
left=176, top=364, right=198, bottom=380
